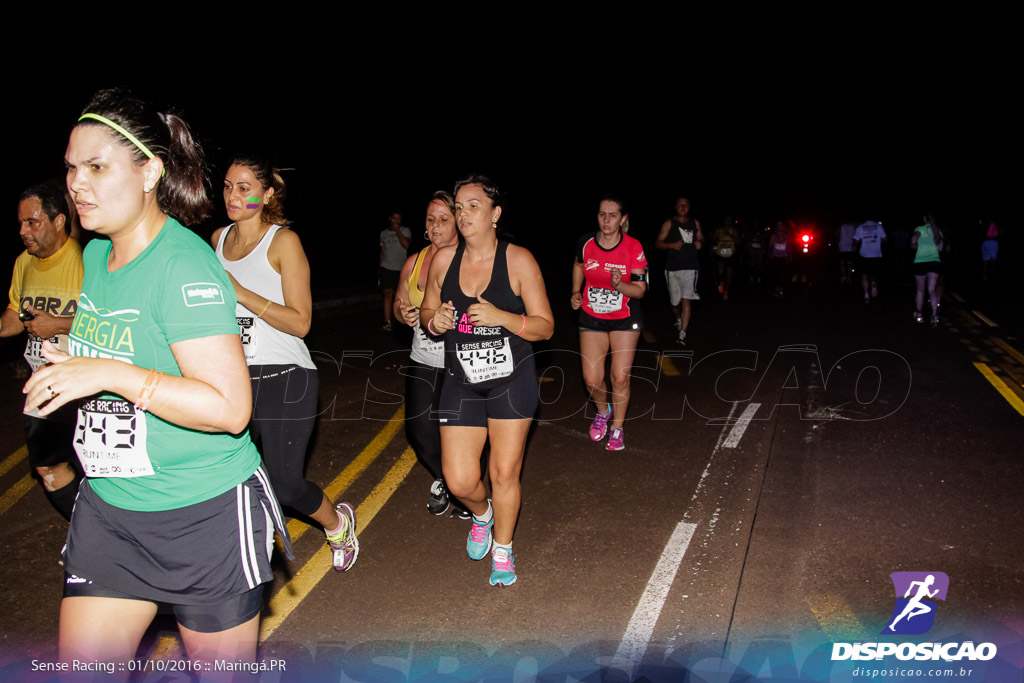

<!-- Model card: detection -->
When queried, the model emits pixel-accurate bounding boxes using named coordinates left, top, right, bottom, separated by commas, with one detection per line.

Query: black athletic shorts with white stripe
left=62, top=468, right=292, bottom=632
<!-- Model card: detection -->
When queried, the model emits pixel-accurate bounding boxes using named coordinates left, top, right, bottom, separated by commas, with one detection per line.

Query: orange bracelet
left=515, top=314, right=527, bottom=336
left=135, top=369, right=164, bottom=412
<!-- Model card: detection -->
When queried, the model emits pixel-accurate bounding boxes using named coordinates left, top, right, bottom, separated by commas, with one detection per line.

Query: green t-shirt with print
left=69, top=217, right=259, bottom=511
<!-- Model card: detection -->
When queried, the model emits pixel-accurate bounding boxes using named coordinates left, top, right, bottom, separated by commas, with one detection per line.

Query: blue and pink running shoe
left=467, top=506, right=493, bottom=560
left=490, top=546, right=517, bottom=586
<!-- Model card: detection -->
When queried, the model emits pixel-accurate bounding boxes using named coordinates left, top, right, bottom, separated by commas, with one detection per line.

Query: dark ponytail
left=77, top=88, right=212, bottom=225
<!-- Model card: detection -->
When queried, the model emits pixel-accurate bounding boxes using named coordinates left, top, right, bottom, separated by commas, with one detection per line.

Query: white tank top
left=216, top=224, right=315, bottom=369
left=407, top=248, right=445, bottom=368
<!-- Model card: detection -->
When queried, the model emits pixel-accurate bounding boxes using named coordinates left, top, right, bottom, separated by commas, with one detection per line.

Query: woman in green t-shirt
left=24, top=88, right=293, bottom=670
left=911, top=215, right=944, bottom=325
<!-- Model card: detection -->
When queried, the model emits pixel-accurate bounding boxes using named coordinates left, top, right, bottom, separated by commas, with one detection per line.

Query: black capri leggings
left=249, top=365, right=323, bottom=516
left=403, top=360, right=445, bottom=480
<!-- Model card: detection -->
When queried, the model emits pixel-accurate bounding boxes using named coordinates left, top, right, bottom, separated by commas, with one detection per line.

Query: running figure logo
left=882, top=571, right=949, bottom=635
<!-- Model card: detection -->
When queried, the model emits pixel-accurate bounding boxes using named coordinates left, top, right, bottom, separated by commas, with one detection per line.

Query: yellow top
left=407, top=247, right=430, bottom=308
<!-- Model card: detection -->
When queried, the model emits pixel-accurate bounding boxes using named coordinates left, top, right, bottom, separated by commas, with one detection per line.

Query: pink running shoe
left=589, top=409, right=611, bottom=441
left=607, top=427, right=625, bottom=451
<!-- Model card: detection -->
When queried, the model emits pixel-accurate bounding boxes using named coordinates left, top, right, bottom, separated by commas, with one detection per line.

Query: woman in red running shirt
left=571, top=196, right=648, bottom=451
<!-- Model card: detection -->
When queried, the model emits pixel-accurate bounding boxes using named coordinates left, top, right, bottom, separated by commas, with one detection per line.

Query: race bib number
left=456, top=337, right=513, bottom=384
left=414, top=325, right=444, bottom=354
left=238, top=316, right=257, bottom=362
left=74, top=398, right=153, bottom=478
left=24, top=334, right=55, bottom=373
left=588, top=287, right=623, bottom=314
left=681, top=228, right=694, bottom=244
left=24, top=334, right=68, bottom=373
left=716, top=246, right=734, bottom=257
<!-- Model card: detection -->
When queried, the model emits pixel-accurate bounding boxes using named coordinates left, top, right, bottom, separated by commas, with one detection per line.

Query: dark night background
left=0, top=32, right=1022, bottom=679
left=5, top=46, right=1018, bottom=307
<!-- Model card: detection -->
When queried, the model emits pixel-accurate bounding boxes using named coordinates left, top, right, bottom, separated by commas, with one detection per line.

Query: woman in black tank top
left=420, top=175, right=553, bottom=586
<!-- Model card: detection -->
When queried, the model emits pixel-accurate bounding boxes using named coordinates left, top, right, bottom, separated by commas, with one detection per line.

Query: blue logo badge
left=881, top=571, right=949, bottom=635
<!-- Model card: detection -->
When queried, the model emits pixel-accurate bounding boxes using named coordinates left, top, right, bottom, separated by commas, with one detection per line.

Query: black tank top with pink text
left=439, top=241, right=535, bottom=388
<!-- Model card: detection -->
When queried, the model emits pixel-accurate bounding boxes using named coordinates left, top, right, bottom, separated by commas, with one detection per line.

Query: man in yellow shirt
left=0, top=181, right=83, bottom=519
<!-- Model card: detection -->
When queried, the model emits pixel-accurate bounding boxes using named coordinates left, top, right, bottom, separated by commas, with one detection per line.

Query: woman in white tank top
left=213, top=154, right=358, bottom=574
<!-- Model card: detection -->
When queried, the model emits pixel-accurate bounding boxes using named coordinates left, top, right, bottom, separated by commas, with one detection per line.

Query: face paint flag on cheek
left=246, top=196, right=261, bottom=209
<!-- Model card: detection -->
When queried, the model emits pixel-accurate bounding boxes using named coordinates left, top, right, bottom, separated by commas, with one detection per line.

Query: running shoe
left=913, top=311, right=923, bottom=324
left=450, top=506, right=472, bottom=520
left=589, top=408, right=611, bottom=441
left=467, top=506, right=493, bottom=560
left=930, top=312, right=940, bottom=327
left=427, top=478, right=450, bottom=516
left=718, top=283, right=725, bottom=295
left=677, top=330, right=687, bottom=346
left=607, top=427, right=625, bottom=451
left=381, top=321, right=392, bottom=331
left=490, top=546, right=517, bottom=586
left=326, top=502, right=359, bottom=572
left=870, top=283, right=878, bottom=299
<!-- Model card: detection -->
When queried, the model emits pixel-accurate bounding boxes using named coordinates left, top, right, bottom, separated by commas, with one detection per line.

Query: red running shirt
left=576, top=233, right=648, bottom=320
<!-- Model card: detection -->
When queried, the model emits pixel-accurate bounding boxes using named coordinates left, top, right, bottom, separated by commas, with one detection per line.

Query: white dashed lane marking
left=615, top=401, right=761, bottom=677
left=722, top=403, right=761, bottom=449
left=613, top=521, right=698, bottom=677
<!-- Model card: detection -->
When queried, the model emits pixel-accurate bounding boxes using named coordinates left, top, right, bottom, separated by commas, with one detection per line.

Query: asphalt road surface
left=1, top=271, right=1021, bottom=682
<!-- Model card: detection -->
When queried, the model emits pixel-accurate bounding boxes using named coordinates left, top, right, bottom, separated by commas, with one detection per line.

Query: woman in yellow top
left=393, top=191, right=466, bottom=517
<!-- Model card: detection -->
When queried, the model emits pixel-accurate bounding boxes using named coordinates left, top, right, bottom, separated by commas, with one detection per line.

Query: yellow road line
left=149, top=634, right=184, bottom=661
left=285, top=405, right=405, bottom=544
left=638, top=328, right=680, bottom=375
left=260, top=447, right=418, bottom=642
left=0, top=446, right=28, bottom=479
left=804, top=594, right=870, bottom=642
left=993, top=337, right=1024, bottom=366
left=951, top=292, right=965, bottom=303
left=134, top=409, right=409, bottom=658
left=972, top=310, right=998, bottom=327
left=974, top=363, right=1024, bottom=417
left=0, top=474, right=36, bottom=517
